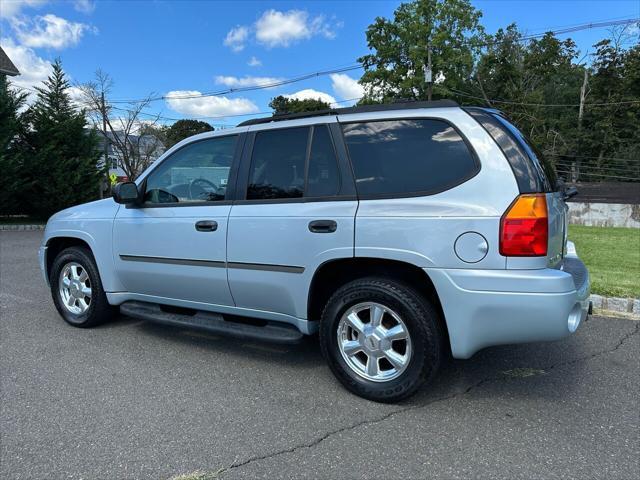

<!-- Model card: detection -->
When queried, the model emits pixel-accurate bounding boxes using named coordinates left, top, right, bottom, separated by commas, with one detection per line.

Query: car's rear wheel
left=320, top=277, right=443, bottom=402
left=50, top=246, right=114, bottom=327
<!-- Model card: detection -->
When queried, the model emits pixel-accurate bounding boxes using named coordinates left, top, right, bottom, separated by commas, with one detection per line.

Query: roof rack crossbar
left=237, top=99, right=459, bottom=127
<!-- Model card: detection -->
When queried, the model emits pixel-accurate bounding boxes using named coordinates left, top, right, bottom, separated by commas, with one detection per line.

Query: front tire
left=319, top=277, right=443, bottom=402
left=50, top=246, right=113, bottom=328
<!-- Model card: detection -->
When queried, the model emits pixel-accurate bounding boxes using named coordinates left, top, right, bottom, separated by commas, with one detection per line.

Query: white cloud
left=0, top=0, right=46, bottom=19
left=165, top=90, right=259, bottom=117
left=214, top=75, right=283, bottom=89
left=223, top=25, right=249, bottom=52
left=330, top=73, right=364, bottom=101
left=1, top=37, right=51, bottom=98
left=285, top=89, right=336, bottom=105
left=255, top=9, right=336, bottom=48
left=247, top=56, right=262, bottom=67
left=12, top=14, right=95, bottom=49
left=224, top=9, right=340, bottom=51
left=74, top=0, right=95, bottom=13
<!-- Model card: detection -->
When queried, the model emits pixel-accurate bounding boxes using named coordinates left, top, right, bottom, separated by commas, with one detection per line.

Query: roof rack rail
left=237, top=99, right=459, bottom=127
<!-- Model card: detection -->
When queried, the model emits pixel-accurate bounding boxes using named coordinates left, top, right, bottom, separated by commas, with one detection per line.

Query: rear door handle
left=309, top=220, right=337, bottom=233
left=195, top=220, right=218, bottom=232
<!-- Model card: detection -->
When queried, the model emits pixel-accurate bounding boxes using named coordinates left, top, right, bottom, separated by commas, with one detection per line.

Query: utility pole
left=425, top=40, right=433, bottom=101
left=575, top=69, right=589, bottom=182
left=100, top=91, right=109, bottom=198
left=578, top=69, right=588, bottom=130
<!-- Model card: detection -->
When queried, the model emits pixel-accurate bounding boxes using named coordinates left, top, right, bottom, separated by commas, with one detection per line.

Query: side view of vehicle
left=39, top=100, right=590, bottom=402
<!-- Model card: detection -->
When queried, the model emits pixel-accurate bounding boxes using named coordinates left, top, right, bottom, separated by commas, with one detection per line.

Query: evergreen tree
left=22, top=59, right=102, bottom=218
left=0, top=75, right=27, bottom=216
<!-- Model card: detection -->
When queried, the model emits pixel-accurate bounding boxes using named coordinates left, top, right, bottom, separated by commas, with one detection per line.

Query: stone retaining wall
left=568, top=202, right=640, bottom=228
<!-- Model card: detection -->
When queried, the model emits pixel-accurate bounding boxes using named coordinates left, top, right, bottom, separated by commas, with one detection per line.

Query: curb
left=590, top=294, right=640, bottom=318
left=0, top=224, right=45, bottom=231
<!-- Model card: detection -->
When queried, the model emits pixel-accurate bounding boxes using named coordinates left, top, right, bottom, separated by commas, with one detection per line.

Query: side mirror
left=563, top=186, right=578, bottom=201
left=112, top=181, right=141, bottom=205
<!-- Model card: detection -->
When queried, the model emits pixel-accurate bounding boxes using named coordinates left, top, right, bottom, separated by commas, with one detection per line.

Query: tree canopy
left=269, top=95, right=331, bottom=115
left=164, top=119, right=214, bottom=148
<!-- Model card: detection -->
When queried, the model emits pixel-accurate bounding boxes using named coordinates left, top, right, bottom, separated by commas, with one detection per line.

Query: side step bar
left=120, top=301, right=304, bottom=344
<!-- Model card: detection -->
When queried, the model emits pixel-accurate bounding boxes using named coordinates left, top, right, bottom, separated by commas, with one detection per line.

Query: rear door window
left=341, top=119, right=479, bottom=197
left=247, top=127, right=308, bottom=200
left=246, top=125, right=341, bottom=200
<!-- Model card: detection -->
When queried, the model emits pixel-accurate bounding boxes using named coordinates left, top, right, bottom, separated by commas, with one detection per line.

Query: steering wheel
left=188, top=178, right=218, bottom=200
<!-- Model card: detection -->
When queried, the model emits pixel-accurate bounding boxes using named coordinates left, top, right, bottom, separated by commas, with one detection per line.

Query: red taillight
left=500, top=194, right=548, bottom=256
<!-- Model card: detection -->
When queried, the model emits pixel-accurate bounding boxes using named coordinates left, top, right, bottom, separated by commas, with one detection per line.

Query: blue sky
left=1, top=0, right=638, bottom=128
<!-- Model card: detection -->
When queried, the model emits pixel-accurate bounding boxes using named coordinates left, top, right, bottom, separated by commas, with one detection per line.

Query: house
left=0, top=46, right=20, bottom=76
left=97, top=131, right=166, bottom=181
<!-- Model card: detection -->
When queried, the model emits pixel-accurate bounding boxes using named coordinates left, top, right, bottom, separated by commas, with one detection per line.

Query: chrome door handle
left=308, top=220, right=337, bottom=233
left=195, top=220, right=218, bottom=232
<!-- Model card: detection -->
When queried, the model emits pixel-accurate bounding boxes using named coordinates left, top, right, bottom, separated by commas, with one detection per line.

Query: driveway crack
left=221, top=322, right=639, bottom=475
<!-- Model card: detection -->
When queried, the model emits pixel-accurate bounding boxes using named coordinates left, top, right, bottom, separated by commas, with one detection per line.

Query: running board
left=119, top=301, right=304, bottom=344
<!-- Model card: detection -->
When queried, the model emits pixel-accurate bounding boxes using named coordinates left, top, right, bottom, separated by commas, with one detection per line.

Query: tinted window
left=342, top=119, right=478, bottom=196
left=493, top=114, right=556, bottom=191
left=144, top=136, right=236, bottom=204
left=306, top=126, right=340, bottom=197
left=248, top=127, right=308, bottom=200
left=466, top=108, right=555, bottom=192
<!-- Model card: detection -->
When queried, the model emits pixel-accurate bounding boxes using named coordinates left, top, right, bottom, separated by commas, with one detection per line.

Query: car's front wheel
left=50, top=246, right=114, bottom=327
left=319, top=277, right=444, bottom=402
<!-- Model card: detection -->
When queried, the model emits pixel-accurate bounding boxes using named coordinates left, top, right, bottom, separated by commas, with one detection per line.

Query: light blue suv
left=39, top=101, right=590, bottom=402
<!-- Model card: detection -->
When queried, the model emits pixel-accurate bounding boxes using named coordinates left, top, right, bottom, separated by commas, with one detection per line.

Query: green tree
left=269, top=95, right=331, bottom=115
left=0, top=75, right=27, bottom=215
left=22, top=59, right=102, bottom=218
left=164, top=119, right=213, bottom=148
left=358, top=0, right=485, bottom=102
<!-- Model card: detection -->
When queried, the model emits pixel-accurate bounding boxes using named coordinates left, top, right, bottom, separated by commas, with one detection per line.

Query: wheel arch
left=45, top=236, right=95, bottom=282
left=307, top=257, right=450, bottom=350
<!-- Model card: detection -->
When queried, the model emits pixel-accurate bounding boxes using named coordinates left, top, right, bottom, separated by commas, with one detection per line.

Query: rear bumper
left=426, top=253, right=590, bottom=359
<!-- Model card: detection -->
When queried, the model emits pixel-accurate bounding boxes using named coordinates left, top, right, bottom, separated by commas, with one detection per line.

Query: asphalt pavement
left=1, top=231, right=638, bottom=479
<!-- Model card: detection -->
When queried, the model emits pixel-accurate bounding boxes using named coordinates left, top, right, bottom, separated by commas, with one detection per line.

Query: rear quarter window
left=465, top=108, right=556, bottom=193
left=341, top=119, right=479, bottom=197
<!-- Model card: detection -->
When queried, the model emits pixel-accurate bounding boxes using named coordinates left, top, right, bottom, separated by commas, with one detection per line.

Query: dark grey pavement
left=1, top=231, right=638, bottom=480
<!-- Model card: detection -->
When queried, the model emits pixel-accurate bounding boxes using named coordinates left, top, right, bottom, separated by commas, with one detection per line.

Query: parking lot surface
left=1, top=231, right=638, bottom=479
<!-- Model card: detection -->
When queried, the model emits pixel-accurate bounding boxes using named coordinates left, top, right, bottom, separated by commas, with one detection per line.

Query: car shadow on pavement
left=107, top=311, right=591, bottom=404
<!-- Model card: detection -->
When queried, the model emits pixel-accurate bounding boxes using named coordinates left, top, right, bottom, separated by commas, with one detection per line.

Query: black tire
left=50, top=246, right=114, bottom=328
left=319, top=277, right=443, bottom=403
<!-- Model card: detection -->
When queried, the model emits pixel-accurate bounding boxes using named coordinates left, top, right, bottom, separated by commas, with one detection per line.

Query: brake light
left=500, top=194, right=548, bottom=256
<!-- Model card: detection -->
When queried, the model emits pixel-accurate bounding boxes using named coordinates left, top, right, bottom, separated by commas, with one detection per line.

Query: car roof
left=237, top=99, right=460, bottom=127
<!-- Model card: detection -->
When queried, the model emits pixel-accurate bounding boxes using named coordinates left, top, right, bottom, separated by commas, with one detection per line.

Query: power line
left=108, top=64, right=363, bottom=104
left=548, top=153, right=640, bottom=163
left=554, top=162, right=640, bottom=174
left=555, top=169, right=639, bottom=181
left=448, top=88, right=640, bottom=107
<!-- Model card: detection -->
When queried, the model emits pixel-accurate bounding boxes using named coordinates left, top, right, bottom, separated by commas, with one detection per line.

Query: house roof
left=0, top=46, right=20, bottom=76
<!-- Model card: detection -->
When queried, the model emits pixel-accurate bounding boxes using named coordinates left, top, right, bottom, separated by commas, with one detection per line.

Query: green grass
left=569, top=225, right=640, bottom=298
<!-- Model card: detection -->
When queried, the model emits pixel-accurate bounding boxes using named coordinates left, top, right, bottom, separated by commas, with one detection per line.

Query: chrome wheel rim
left=337, top=302, right=412, bottom=382
left=58, top=262, right=92, bottom=315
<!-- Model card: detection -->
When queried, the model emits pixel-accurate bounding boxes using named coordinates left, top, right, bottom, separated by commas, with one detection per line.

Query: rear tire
left=50, top=246, right=114, bottom=328
left=319, top=277, right=443, bottom=402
